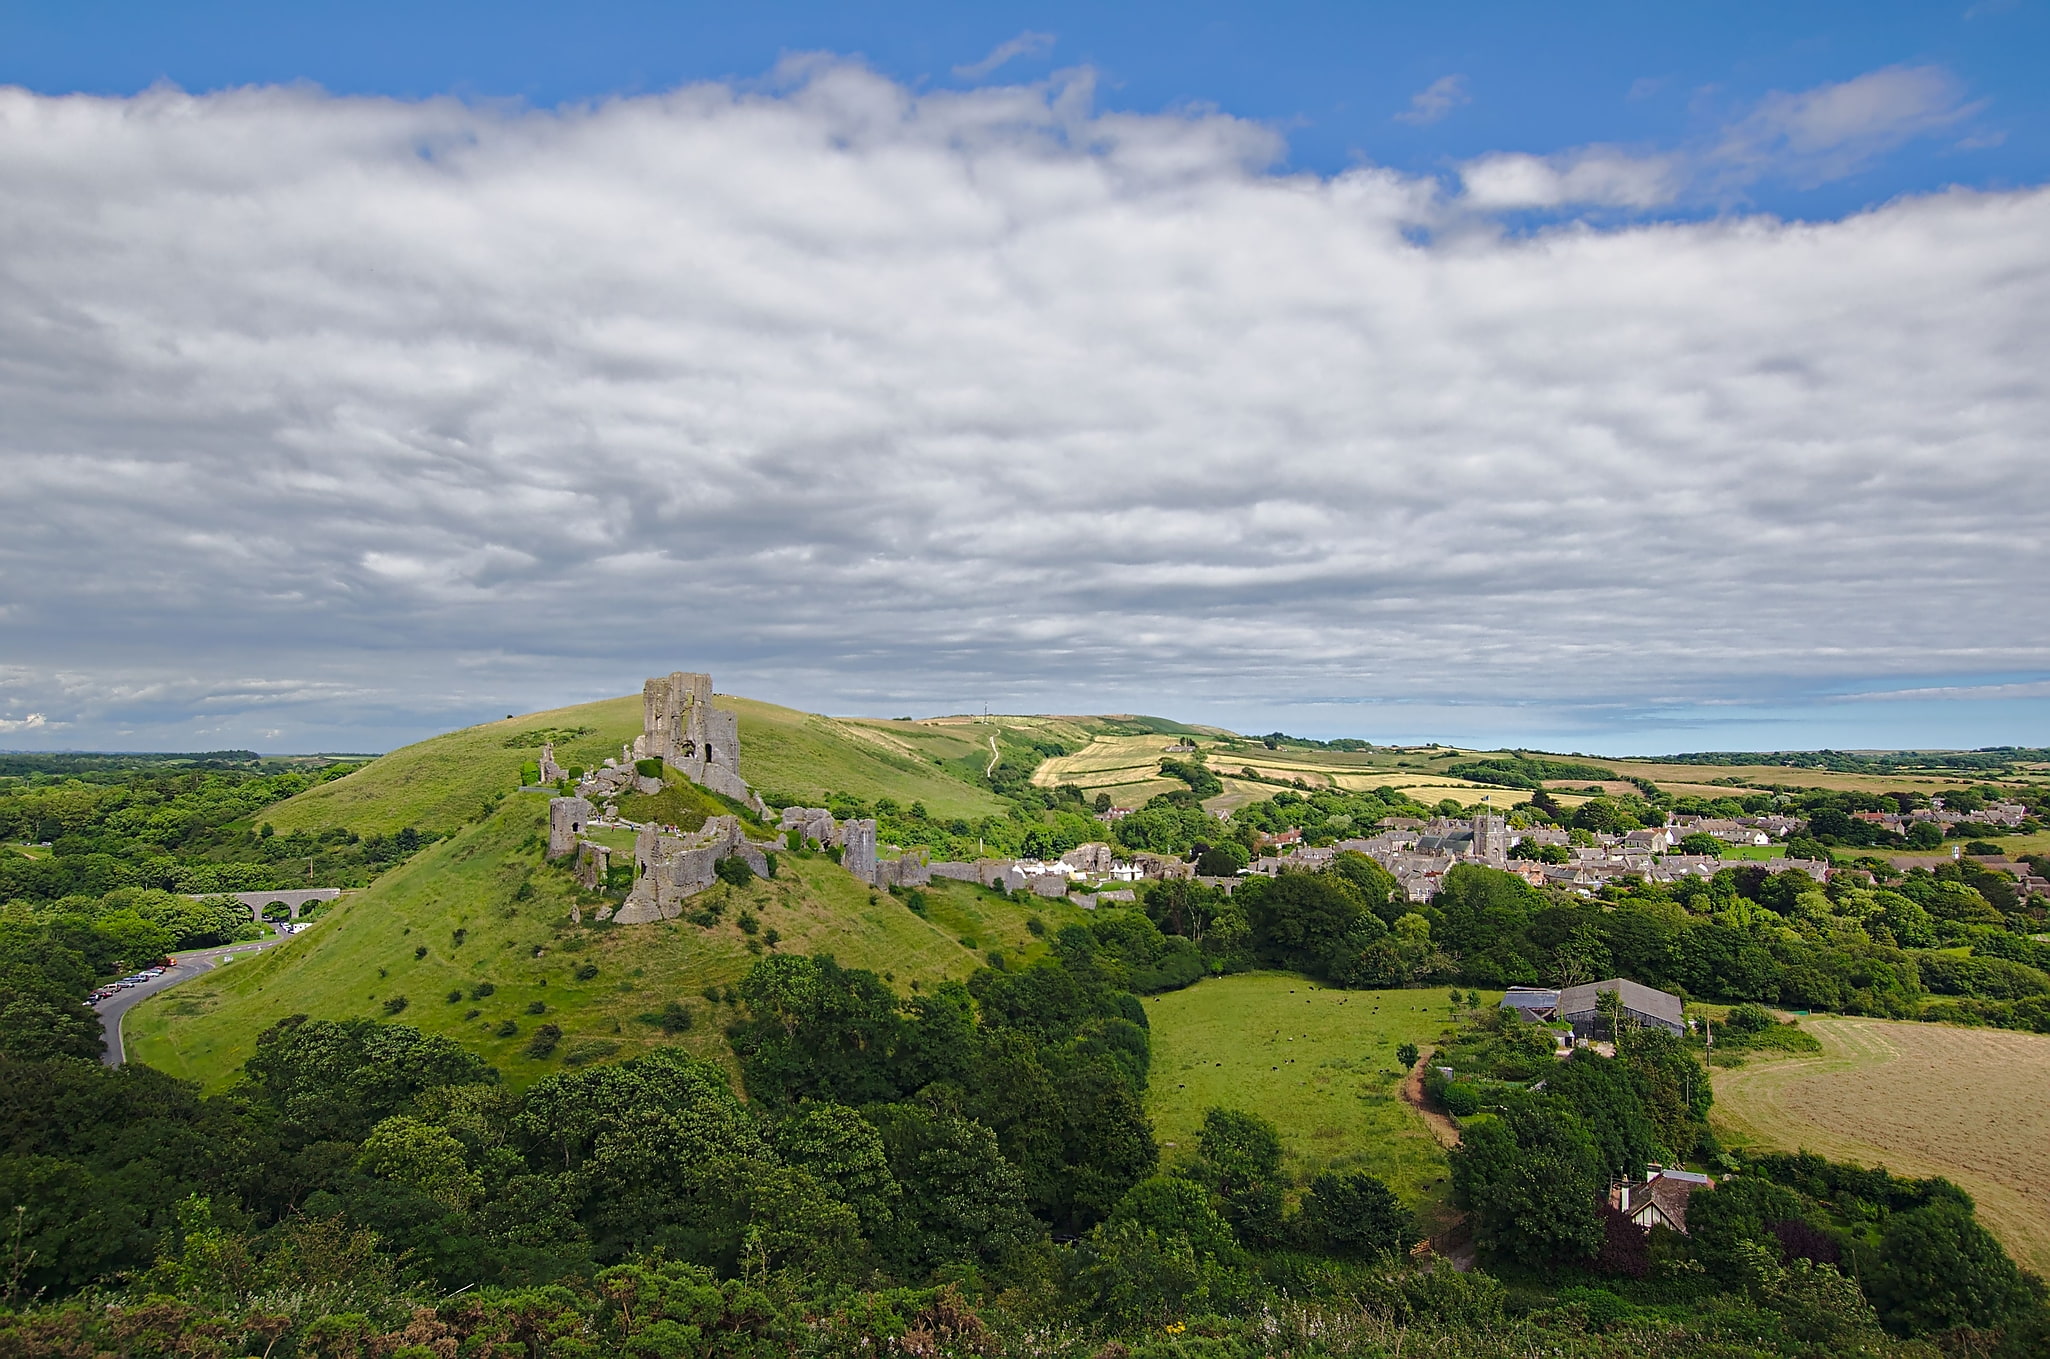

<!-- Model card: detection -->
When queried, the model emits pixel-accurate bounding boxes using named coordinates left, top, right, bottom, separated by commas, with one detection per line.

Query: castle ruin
left=545, top=669, right=1144, bottom=923
left=636, top=672, right=751, bottom=804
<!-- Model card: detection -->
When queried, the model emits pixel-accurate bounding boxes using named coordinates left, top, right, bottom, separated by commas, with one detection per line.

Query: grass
left=125, top=792, right=1087, bottom=1091
left=261, top=692, right=1014, bottom=839
left=1145, top=974, right=1484, bottom=1233
left=1711, top=1015, right=2050, bottom=1276
left=263, top=696, right=643, bottom=837
left=725, top=699, right=1008, bottom=820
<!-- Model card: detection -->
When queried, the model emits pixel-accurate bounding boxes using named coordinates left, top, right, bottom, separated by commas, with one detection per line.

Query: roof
left=1501, top=987, right=1559, bottom=1011
left=1643, top=1177, right=1701, bottom=1233
left=1556, top=978, right=1684, bottom=1027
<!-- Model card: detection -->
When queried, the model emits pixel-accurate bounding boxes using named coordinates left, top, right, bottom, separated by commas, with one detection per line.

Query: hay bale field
left=1712, top=1016, right=2050, bottom=1274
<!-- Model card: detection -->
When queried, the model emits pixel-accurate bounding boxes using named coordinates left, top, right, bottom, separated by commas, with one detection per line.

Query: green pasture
left=126, top=793, right=1085, bottom=1091
left=1145, top=974, right=1489, bottom=1232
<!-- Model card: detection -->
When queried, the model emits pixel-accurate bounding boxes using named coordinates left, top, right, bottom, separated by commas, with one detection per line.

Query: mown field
left=126, top=791, right=1086, bottom=1091
left=1145, top=974, right=1484, bottom=1234
left=1712, top=1016, right=2050, bottom=1275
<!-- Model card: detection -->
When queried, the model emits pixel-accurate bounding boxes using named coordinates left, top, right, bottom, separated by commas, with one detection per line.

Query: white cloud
left=1461, top=65, right=1990, bottom=211
left=1458, top=147, right=1681, bottom=208
left=954, top=31, right=1056, bottom=81
left=0, top=66, right=2045, bottom=752
left=1395, top=74, right=1469, bottom=126
left=1713, top=65, right=1984, bottom=186
left=0, top=714, right=49, bottom=733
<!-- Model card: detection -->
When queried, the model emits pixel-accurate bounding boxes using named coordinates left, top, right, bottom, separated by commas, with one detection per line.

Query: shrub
left=524, top=1023, right=562, bottom=1058
left=526, top=1000, right=547, bottom=1015
left=446, top=989, right=463, bottom=1003
left=413, top=946, right=427, bottom=960
left=495, top=1020, right=518, bottom=1037
left=1724, top=1002, right=1777, bottom=1033
left=1396, top=1042, right=1420, bottom=1068
left=642, top=1001, right=692, bottom=1033
left=715, top=856, right=756, bottom=887
left=1442, top=1082, right=1482, bottom=1117
left=633, top=757, right=664, bottom=778
left=564, top=1037, right=622, bottom=1066
left=381, top=996, right=409, bottom=1015
left=572, top=963, right=598, bottom=982
left=736, top=911, right=759, bottom=935
left=470, top=982, right=495, bottom=1000
left=1296, top=1170, right=1410, bottom=1259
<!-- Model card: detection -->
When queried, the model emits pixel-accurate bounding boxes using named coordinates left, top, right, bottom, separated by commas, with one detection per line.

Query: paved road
left=97, top=934, right=290, bottom=1067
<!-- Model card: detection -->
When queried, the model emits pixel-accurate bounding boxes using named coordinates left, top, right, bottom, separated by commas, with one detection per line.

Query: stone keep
left=642, top=671, right=750, bottom=802
left=548, top=796, right=594, bottom=860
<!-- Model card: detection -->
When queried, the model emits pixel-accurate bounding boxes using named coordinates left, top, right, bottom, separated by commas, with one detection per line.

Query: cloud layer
left=1, top=64, right=2046, bottom=751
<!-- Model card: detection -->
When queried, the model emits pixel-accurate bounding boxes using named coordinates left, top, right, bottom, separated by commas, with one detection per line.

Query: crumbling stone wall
left=538, top=742, right=566, bottom=784
left=548, top=797, right=594, bottom=860
left=574, top=841, right=609, bottom=890
left=839, top=818, right=878, bottom=883
left=616, top=816, right=747, bottom=923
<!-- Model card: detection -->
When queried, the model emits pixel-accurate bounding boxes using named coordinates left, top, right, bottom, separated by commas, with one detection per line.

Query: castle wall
left=574, top=841, right=609, bottom=890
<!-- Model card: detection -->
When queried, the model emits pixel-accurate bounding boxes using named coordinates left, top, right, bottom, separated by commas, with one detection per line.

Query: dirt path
left=985, top=733, right=1000, bottom=778
left=1396, top=1048, right=1474, bottom=1269
left=1401, top=1048, right=1462, bottom=1150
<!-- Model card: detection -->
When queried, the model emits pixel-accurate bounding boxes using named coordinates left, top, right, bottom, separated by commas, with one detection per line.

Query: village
left=538, top=671, right=2038, bottom=920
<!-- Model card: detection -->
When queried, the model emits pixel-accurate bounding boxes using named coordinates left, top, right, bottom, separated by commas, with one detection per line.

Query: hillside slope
left=263, top=692, right=1012, bottom=838
left=126, top=790, right=1084, bottom=1090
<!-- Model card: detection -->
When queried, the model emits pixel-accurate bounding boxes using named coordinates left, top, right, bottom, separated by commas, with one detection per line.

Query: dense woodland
left=4, top=939, right=2043, bottom=1356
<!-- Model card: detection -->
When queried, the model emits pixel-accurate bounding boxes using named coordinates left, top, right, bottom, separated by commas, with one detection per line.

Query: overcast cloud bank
left=1, top=62, right=2046, bottom=753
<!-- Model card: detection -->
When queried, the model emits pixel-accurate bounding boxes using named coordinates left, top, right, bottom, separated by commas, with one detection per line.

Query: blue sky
left=8, top=1, right=2044, bottom=219
left=1, top=3, right=2046, bottom=755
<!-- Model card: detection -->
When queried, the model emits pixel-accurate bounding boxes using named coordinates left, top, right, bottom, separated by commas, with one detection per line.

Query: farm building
left=1501, top=978, right=1685, bottom=1037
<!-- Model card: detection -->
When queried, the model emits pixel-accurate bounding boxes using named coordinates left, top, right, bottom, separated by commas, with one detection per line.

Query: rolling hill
left=126, top=688, right=1149, bottom=1087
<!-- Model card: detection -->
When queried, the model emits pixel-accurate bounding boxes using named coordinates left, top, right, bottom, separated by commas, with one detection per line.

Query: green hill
left=261, top=693, right=1011, bottom=839
left=126, top=790, right=1085, bottom=1089
left=127, top=687, right=1109, bottom=1087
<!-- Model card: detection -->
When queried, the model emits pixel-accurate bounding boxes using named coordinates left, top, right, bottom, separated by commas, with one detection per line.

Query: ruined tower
left=548, top=796, right=594, bottom=860
left=639, top=671, right=751, bottom=804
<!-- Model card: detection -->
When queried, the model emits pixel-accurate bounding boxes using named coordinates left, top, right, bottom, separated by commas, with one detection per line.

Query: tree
left=1396, top=1042, right=1420, bottom=1068
left=1677, top=832, right=1722, bottom=857
left=1869, top=1200, right=2029, bottom=1336
left=240, top=1016, right=494, bottom=1145
left=355, top=1114, right=484, bottom=1212
left=1450, top=1100, right=1604, bottom=1268
left=1189, top=1108, right=1285, bottom=1246
left=866, top=1103, right=1039, bottom=1270
left=1296, top=1170, right=1410, bottom=1259
left=773, top=1104, right=901, bottom=1241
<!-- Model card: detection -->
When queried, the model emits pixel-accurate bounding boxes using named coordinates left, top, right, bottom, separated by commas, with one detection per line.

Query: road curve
left=97, top=935, right=290, bottom=1066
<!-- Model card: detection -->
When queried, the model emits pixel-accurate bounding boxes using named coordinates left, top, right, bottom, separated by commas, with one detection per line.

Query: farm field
left=1712, top=1016, right=2050, bottom=1275
left=126, top=791, right=1086, bottom=1091
left=1145, top=974, right=1485, bottom=1233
